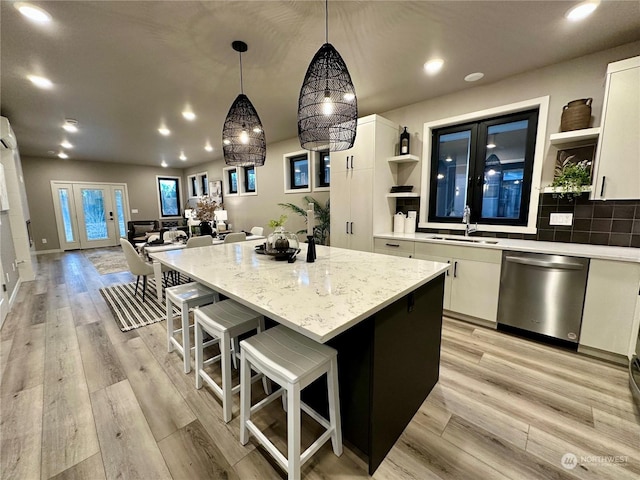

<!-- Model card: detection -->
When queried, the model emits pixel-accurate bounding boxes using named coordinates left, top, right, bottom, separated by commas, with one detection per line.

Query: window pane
left=58, top=189, right=74, bottom=242
left=434, top=130, right=471, bottom=218
left=292, top=157, right=308, bottom=188
left=114, top=189, right=126, bottom=238
left=201, top=175, right=208, bottom=195
left=320, top=151, right=330, bottom=186
left=245, top=167, right=256, bottom=192
left=81, top=188, right=108, bottom=240
left=481, top=120, right=528, bottom=219
left=158, top=178, right=179, bottom=216
left=190, top=176, right=197, bottom=196
left=229, top=170, right=238, bottom=193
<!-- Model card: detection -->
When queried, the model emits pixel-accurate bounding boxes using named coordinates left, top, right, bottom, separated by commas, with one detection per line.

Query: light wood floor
left=1, top=250, right=639, bottom=480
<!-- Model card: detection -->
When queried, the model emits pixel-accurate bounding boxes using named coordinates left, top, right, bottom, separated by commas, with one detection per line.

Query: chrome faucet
left=462, top=205, right=477, bottom=236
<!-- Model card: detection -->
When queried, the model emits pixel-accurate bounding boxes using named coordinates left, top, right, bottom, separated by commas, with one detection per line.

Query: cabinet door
left=449, top=259, right=501, bottom=322
left=581, top=260, right=640, bottom=356
left=330, top=170, right=351, bottom=249
left=349, top=121, right=375, bottom=171
left=593, top=60, right=640, bottom=200
left=414, top=253, right=452, bottom=310
left=349, top=168, right=373, bottom=252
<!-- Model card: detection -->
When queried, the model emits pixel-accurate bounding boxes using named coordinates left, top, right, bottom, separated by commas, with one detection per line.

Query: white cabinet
left=591, top=56, right=640, bottom=200
left=331, top=115, right=397, bottom=251
left=414, top=242, right=501, bottom=322
left=580, top=259, right=640, bottom=356
left=373, top=238, right=415, bottom=258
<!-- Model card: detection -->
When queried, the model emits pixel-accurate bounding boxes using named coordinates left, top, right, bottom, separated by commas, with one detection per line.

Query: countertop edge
left=374, top=233, right=640, bottom=263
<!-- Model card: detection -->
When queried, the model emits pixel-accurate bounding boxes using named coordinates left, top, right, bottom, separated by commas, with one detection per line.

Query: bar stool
left=194, top=300, right=269, bottom=423
left=239, top=325, right=342, bottom=480
left=166, top=282, right=219, bottom=373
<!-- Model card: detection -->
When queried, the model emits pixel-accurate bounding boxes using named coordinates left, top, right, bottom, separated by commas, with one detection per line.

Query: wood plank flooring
left=1, top=250, right=639, bottom=479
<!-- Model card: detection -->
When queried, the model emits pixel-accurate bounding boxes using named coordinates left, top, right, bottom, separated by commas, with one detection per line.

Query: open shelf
left=549, top=128, right=600, bottom=146
left=543, top=186, right=593, bottom=194
left=387, top=154, right=420, bottom=164
left=386, top=192, right=420, bottom=198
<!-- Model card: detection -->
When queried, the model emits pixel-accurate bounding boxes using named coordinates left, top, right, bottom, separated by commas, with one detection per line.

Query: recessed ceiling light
left=158, top=126, right=170, bottom=136
left=62, top=119, right=78, bottom=132
left=464, top=72, right=484, bottom=82
left=60, top=140, right=73, bottom=149
left=57, top=152, right=68, bottom=159
left=424, top=58, right=444, bottom=75
left=161, top=161, right=168, bottom=168
left=182, top=109, right=196, bottom=121
left=27, top=74, right=53, bottom=89
left=15, top=2, right=52, bottom=23
left=204, top=143, right=213, bottom=152
left=565, top=1, right=599, bottom=21
left=179, top=152, right=187, bottom=161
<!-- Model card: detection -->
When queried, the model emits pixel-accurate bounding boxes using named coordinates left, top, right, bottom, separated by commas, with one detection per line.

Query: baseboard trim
left=444, top=310, right=497, bottom=329
left=1, top=278, right=22, bottom=331
left=577, top=344, right=628, bottom=366
left=35, top=248, right=63, bottom=254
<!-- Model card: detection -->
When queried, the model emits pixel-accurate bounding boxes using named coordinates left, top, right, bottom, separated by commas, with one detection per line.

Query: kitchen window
left=157, top=176, right=181, bottom=217
left=318, top=150, right=330, bottom=188
left=227, top=169, right=238, bottom=194
left=244, top=166, right=256, bottom=193
left=429, top=109, right=539, bottom=226
left=289, top=154, right=309, bottom=189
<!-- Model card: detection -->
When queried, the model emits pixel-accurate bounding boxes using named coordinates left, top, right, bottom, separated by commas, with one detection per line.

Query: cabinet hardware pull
left=345, top=222, right=349, bottom=234
left=453, top=261, right=458, bottom=278
left=600, top=176, right=606, bottom=197
left=350, top=222, right=354, bottom=234
left=350, top=156, right=354, bottom=169
left=346, top=157, right=349, bottom=170
left=446, top=260, right=450, bottom=276
left=385, top=243, right=400, bottom=247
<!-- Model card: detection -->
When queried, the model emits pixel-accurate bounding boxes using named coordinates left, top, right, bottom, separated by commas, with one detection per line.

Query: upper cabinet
left=591, top=56, right=640, bottom=200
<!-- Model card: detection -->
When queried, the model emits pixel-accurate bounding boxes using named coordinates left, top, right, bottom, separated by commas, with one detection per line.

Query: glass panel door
left=80, top=188, right=109, bottom=241
left=51, top=182, right=81, bottom=250
left=112, top=187, right=128, bottom=239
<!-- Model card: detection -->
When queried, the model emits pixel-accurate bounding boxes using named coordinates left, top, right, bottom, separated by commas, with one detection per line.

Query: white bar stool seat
left=240, top=325, right=342, bottom=480
left=166, top=282, right=218, bottom=373
left=194, top=300, right=269, bottom=423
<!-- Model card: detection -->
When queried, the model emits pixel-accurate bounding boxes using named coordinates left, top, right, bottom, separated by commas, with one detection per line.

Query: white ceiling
left=2, top=1, right=639, bottom=168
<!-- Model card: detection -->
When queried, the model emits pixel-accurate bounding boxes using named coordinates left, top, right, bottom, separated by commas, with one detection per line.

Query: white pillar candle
left=307, top=203, right=314, bottom=237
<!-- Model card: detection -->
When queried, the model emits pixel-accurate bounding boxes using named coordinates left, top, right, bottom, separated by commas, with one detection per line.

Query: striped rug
left=100, top=275, right=188, bottom=331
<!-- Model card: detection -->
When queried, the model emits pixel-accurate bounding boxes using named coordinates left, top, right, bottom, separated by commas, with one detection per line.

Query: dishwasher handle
left=505, top=255, right=585, bottom=270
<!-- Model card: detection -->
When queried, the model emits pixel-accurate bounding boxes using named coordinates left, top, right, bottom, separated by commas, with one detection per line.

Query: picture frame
left=209, top=180, right=223, bottom=205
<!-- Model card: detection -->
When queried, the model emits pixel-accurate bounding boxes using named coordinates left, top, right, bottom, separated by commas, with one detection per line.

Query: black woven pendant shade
left=298, top=42, right=357, bottom=151
left=223, top=41, right=266, bottom=166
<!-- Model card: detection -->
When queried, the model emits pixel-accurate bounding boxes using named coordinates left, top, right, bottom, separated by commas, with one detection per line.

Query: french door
left=51, top=182, right=129, bottom=250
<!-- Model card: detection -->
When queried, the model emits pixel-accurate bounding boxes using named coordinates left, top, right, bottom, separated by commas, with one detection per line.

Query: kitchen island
left=150, top=240, right=449, bottom=474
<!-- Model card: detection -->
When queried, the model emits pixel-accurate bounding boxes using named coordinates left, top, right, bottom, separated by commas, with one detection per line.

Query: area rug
left=100, top=275, right=189, bottom=331
left=84, top=247, right=129, bottom=275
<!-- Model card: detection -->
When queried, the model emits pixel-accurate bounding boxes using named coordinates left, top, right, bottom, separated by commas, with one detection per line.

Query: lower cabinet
left=414, top=243, right=502, bottom=323
left=373, top=238, right=415, bottom=258
left=580, top=259, right=640, bottom=357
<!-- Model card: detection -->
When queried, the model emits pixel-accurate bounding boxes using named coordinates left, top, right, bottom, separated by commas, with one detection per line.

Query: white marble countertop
left=150, top=240, right=449, bottom=343
left=375, top=232, right=640, bottom=263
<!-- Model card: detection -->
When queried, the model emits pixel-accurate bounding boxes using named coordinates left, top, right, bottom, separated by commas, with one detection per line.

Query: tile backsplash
left=399, top=194, right=640, bottom=248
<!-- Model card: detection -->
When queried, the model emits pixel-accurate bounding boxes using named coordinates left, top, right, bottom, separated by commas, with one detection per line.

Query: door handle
left=505, top=256, right=585, bottom=270
left=385, top=243, right=400, bottom=247
left=446, top=260, right=450, bottom=276
left=600, top=176, right=606, bottom=197
left=346, top=157, right=349, bottom=170
left=346, top=221, right=349, bottom=234
left=350, top=222, right=353, bottom=235
left=350, top=156, right=354, bottom=169
left=453, top=261, right=458, bottom=278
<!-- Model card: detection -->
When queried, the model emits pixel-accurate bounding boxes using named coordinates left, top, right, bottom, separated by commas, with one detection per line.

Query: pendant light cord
left=325, top=0, right=328, bottom=44
left=239, top=51, right=244, bottom=94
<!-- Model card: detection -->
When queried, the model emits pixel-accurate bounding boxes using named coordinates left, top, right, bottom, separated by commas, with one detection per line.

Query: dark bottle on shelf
left=400, top=126, right=410, bottom=155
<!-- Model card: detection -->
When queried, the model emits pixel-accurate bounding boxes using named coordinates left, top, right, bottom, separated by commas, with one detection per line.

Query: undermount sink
left=431, top=236, right=499, bottom=245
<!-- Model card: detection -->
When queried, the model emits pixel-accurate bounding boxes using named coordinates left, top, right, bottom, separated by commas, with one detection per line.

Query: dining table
left=149, top=239, right=448, bottom=474
left=144, top=234, right=265, bottom=301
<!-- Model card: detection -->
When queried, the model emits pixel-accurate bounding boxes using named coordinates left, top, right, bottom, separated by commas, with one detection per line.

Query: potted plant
left=278, top=196, right=330, bottom=245
left=194, top=196, right=220, bottom=235
left=268, top=215, right=289, bottom=251
left=551, top=154, right=592, bottom=199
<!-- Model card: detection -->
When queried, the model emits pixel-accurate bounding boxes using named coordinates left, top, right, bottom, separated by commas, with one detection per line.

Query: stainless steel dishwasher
left=497, top=251, right=589, bottom=344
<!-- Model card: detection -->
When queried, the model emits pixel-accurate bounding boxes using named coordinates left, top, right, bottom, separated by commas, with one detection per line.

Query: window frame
left=316, top=150, right=330, bottom=189
left=289, top=154, right=309, bottom=190
left=243, top=166, right=256, bottom=193
left=225, top=168, right=238, bottom=195
left=283, top=150, right=311, bottom=194
left=156, top=175, right=182, bottom=218
left=419, top=96, right=549, bottom=234
left=428, top=109, right=538, bottom=227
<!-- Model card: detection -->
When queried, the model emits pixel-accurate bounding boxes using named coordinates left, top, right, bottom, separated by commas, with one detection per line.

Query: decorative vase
left=199, top=221, right=212, bottom=236
left=271, top=226, right=289, bottom=251
left=560, top=98, right=592, bottom=132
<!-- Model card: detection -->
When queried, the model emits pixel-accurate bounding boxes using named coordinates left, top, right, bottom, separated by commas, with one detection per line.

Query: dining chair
left=250, top=226, right=264, bottom=236
left=120, top=238, right=171, bottom=302
left=224, top=232, right=246, bottom=244
left=186, top=235, right=213, bottom=248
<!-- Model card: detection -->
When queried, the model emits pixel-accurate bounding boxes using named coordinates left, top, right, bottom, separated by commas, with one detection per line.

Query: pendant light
left=297, top=0, right=357, bottom=151
left=222, top=41, right=266, bottom=166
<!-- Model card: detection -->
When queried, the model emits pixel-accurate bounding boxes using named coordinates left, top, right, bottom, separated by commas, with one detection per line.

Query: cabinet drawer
left=415, top=241, right=501, bottom=264
left=374, top=238, right=415, bottom=255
